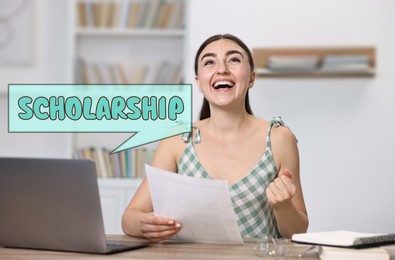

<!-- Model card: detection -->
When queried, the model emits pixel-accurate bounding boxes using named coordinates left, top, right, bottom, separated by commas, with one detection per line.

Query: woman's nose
left=217, top=61, right=229, bottom=74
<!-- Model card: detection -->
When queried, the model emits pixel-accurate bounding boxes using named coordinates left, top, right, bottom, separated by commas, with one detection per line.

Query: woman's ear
left=195, top=75, right=202, bottom=92
left=248, top=71, right=256, bottom=89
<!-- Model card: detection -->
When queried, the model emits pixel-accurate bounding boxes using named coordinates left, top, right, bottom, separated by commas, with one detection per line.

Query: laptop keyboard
left=106, top=241, right=148, bottom=253
left=106, top=242, right=129, bottom=251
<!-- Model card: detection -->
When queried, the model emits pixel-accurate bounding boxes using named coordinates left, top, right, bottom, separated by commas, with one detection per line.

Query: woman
left=122, top=34, right=308, bottom=242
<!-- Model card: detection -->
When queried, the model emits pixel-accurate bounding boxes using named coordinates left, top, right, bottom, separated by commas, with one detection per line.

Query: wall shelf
left=252, top=46, right=376, bottom=78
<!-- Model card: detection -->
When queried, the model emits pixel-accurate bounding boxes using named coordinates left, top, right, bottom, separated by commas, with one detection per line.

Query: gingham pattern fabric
left=178, top=116, right=288, bottom=238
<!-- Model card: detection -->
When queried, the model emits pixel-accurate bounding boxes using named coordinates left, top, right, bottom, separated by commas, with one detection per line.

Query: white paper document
left=145, top=164, right=243, bottom=244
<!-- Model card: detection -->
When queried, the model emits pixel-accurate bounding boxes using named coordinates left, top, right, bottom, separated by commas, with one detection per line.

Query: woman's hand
left=266, top=169, right=297, bottom=210
left=140, top=213, right=182, bottom=243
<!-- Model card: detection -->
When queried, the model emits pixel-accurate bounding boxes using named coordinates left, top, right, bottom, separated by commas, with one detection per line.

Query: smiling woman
left=194, top=34, right=255, bottom=120
left=122, top=34, right=309, bottom=242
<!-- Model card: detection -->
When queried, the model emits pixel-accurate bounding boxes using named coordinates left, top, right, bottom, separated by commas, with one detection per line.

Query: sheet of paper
left=145, top=164, right=243, bottom=244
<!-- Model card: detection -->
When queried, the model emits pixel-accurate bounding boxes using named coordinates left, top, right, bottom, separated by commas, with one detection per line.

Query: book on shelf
left=91, top=1, right=100, bottom=27
left=169, top=62, right=184, bottom=84
left=323, top=54, right=370, bottom=64
left=109, top=0, right=121, bottom=28
left=291, top=230, right=395, bottom=249
left=106, top=63, right=120, bottom=83
left=320, top=54, right=372, bottom=73
left=75, top=147, right=155, bottom=178
left=266, top=55, right=320, bottom=72
left=155, top=2, right=173, bottom=29
left=166, top=0, right=184, bottom=29
left=136, top=0, right=150, bottom=28
left=115, top=62, right=129, bottom=83
left=130, top=64, right=149, bottom=83
left=320, top=63, right=373, bottom=73
left=144, top=61, right=183, bottom=84
left=76, top=0, right=88, bottom=27
left=143, top=0, right=163, bottom=28
left=154, top=60, right=174, bottom=83
left=144, top=61, right=162, bottom=83
left=92, top=146, right=108, bottom=177
left=98, top=1, right=113, bottom=28
left=126, top=1, right=141, bottom=28
left=76, top=0, right=185, bottom=30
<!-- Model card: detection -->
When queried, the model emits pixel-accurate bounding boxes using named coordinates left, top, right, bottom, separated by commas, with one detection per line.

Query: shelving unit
left=71, top=0, right=186, bottom=167
left=70, top=0, right=186, bottom=234
left=252, top=47, right=376, bottom=78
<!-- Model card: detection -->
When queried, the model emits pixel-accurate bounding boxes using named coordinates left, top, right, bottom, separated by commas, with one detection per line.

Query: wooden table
left=0, top=235, right=319, bottom=259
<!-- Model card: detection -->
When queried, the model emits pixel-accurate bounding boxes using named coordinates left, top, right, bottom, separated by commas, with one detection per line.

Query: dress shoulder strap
left=181, top=126, right=201, bottom=144
left=266, top=115, right=297, bottom=151
left=271, top=115, right=289, bottom=128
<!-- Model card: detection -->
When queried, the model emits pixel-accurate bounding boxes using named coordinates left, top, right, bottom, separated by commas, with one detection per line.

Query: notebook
left=318, top=245, right=392, bottom=260
left=292, top=230, right=395, bottom=249
left=0, top=157, right=149, bottom=254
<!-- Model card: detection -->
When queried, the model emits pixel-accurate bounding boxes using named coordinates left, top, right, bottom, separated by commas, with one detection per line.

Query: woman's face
left=195, top=39, right=255, bottom=111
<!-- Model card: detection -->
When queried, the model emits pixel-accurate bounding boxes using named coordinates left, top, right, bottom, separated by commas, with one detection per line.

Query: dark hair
left=194, top=34, right=254, bottom=120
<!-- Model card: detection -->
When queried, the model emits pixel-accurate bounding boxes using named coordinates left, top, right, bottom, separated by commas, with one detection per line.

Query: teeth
left=214, top=81, right=235, bottom=87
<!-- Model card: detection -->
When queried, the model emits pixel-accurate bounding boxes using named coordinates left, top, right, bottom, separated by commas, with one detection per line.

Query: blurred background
left=1, top=0, right=394, bottom=234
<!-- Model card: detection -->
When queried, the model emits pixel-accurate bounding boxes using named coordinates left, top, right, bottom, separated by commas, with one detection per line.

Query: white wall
left=0, top=0, right=72, bottom=158
left=186, top=0, right=395, bottom=233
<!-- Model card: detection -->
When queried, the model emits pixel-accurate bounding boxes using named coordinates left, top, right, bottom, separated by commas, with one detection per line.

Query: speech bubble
left=8, top=84, right=192, bottom=153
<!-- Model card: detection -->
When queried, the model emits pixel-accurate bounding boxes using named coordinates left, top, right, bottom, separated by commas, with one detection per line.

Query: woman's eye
left=229, top=57, right=241, bottom=63
left=203, top=60, right=214, bottom=66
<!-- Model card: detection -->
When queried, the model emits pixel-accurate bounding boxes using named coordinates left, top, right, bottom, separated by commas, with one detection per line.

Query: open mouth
left=213, top=80, right=235, bottom=89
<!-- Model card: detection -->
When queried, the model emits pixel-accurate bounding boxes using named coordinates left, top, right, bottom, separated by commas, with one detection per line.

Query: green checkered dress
left=178, top=117, right=288, bottom=238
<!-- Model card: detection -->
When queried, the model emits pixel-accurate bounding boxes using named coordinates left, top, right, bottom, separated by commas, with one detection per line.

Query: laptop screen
left=0, top=157, right=110, bottom=253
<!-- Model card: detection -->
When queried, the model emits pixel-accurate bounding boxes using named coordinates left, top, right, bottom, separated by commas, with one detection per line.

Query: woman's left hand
left=266, top=169, right=297, bottom=209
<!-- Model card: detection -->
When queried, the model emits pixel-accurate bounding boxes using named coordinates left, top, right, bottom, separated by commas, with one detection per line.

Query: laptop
left=0, top=157, right=149, bottom=254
